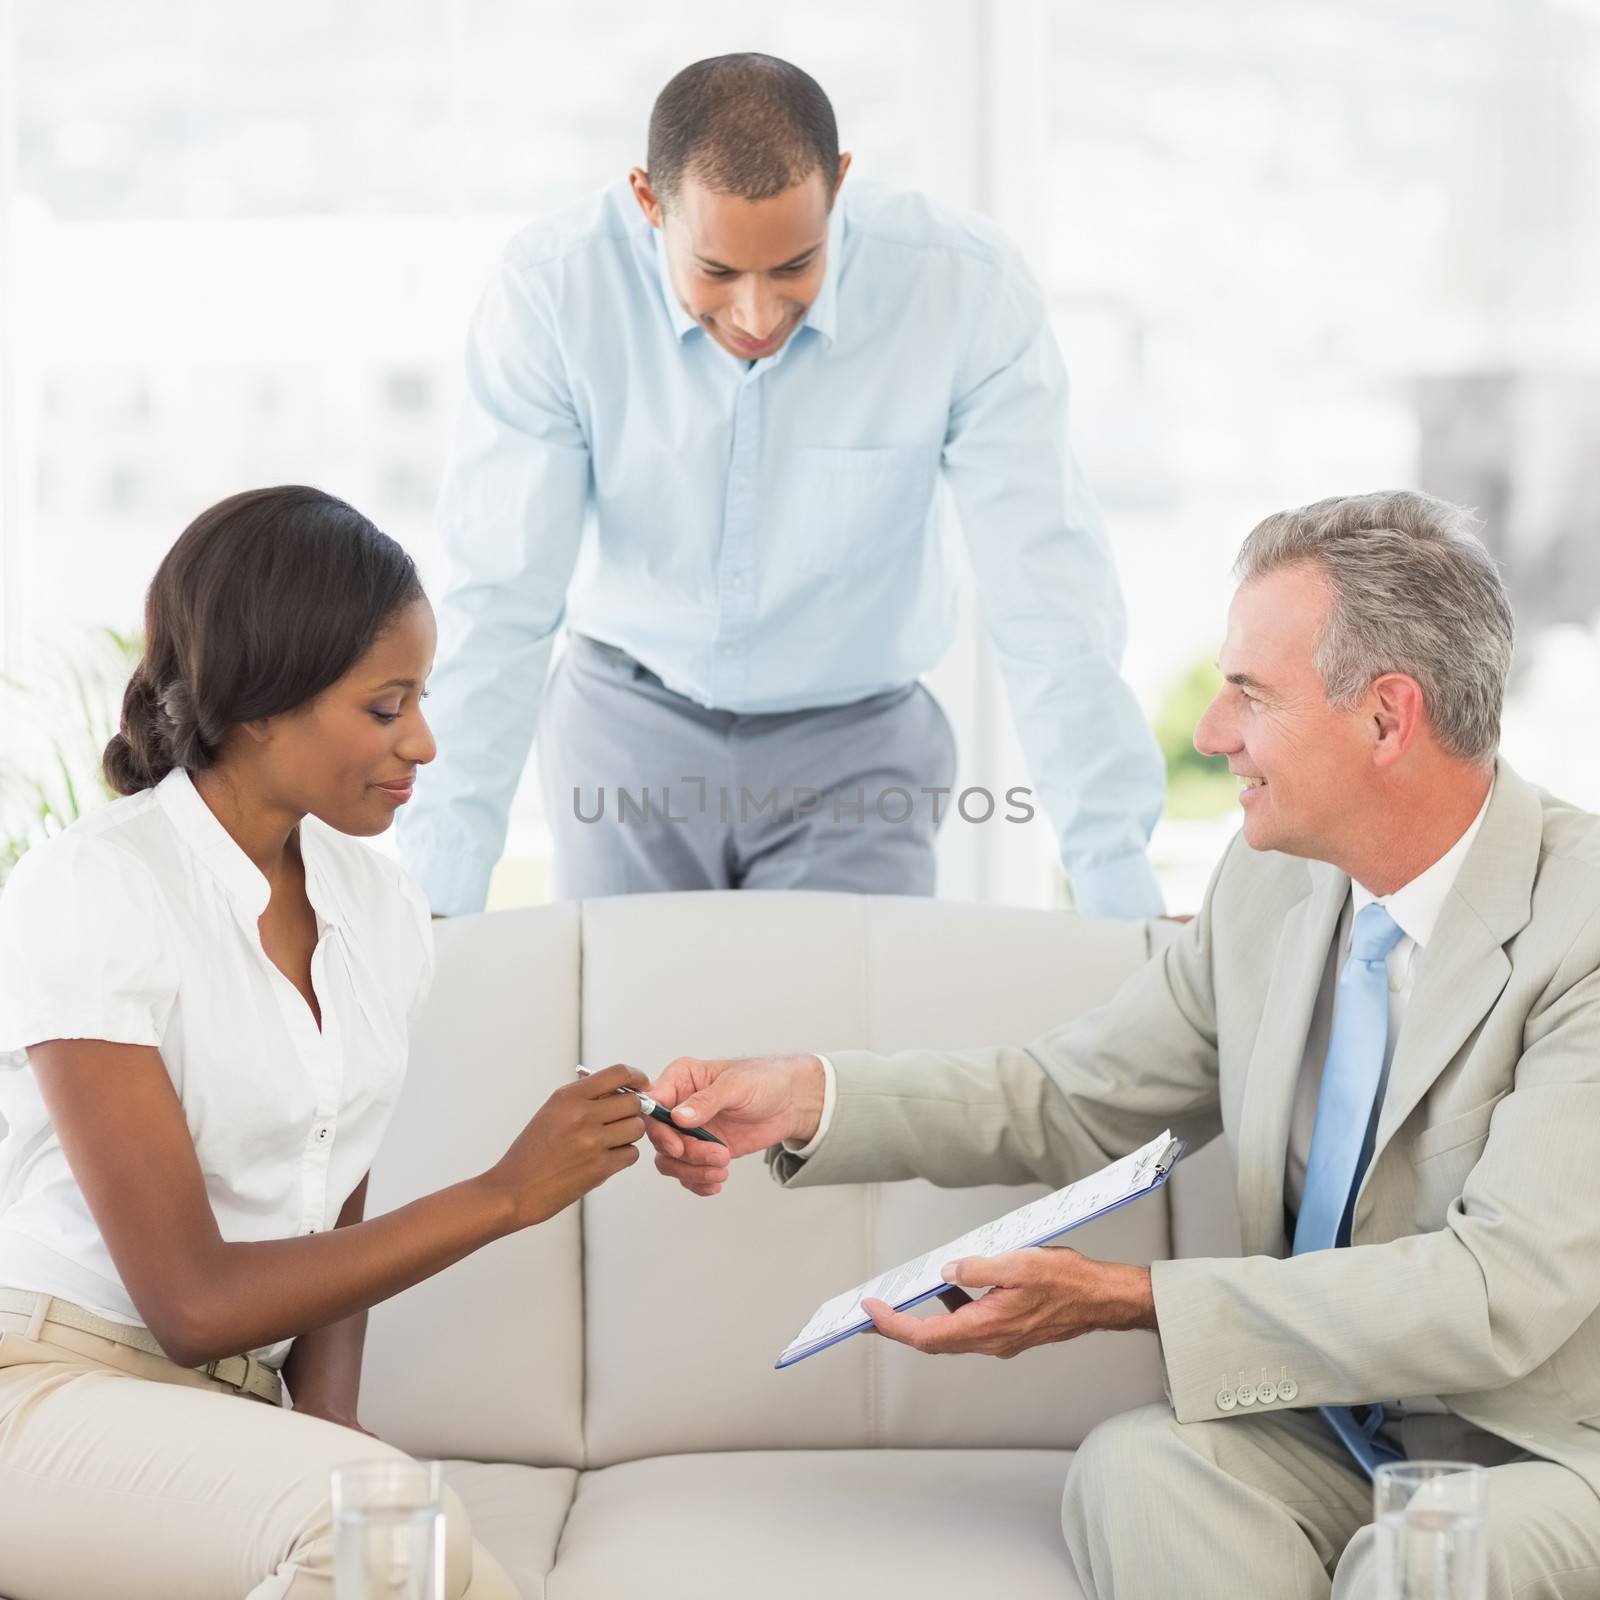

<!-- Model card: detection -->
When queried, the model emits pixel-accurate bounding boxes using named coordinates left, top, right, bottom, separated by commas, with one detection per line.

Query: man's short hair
left=1235, top=490, right=1515, bottom=765
left=647, top=54, right=839, bottom=207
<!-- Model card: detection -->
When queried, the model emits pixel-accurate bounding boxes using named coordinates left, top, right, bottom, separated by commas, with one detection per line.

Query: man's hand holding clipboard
left=641, top=1052, right=1180, bottom=1368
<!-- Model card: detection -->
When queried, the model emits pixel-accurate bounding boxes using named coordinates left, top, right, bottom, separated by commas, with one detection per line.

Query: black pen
left=575, top=1064, right=727, bottom=1146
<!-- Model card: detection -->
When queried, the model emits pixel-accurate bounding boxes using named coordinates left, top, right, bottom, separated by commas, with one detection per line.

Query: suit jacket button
left=1237, top=1383, right=1257, bottom=1405
left=1257, top=1381, right=1278, bottom=1403
left=1216, top=1389, right=1237, bottom=1412
left=1278, top=1378, right=1299, bottom=1402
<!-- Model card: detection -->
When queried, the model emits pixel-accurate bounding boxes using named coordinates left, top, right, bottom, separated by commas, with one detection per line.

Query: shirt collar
left=798, top=199, right=845, bottom=347
left=154, top=768, right=346, bottom=931
left=1350, top=779, right=1496, bottom=949
left=653, top=226, right=699, bottom=342
left=650, top=198, right=845, bottom=349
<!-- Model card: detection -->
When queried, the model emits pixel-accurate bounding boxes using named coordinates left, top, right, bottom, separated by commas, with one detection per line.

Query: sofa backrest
left=363, top=904, right=588, bottom=1465
left=365, top=892, right=1239, bottom=1468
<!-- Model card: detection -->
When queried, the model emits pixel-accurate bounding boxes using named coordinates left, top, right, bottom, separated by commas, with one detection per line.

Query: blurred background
left=2, top=0, right=1597, bottom=907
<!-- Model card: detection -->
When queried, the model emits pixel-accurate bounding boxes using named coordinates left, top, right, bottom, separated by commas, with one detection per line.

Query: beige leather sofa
left=362, top=891, right=1243, bottom=1599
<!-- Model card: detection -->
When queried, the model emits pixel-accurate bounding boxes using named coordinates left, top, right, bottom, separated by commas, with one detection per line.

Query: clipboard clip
left=1155, top=1137, right=1186, bottom=1176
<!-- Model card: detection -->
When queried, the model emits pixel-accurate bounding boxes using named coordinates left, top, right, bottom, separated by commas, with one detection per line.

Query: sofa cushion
left=546, top=1450, right=1083, bottom=1600
left=442, top=1461, right=577, bottom=1600
left=365, top=907, right=587, bottom=1466
left=578, top=891, right=1170, bottom=1464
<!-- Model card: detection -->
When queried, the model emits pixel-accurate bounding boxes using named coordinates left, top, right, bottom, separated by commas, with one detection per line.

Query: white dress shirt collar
left=153, top=768, right=349, bottom=933
left=1350, top=779, right=1496, bottom=952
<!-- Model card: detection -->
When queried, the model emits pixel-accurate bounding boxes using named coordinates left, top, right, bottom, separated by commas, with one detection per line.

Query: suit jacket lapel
left=1355, top=760, right=1540, bottom=1225
left=1235, top=861, right=1349, bottom=1258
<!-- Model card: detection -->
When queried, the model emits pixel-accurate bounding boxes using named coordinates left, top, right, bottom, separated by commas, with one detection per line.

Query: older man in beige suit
left=643, top=490, right=1600, bottom=1598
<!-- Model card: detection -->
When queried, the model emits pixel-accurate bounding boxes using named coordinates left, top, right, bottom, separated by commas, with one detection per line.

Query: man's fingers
left=646, top=1120, right=723, bottom=1166
left=652, top=1150, right=731, bottom=1189
left=940, top=1253, right=1016, bottom=1291
left=672, top=1098, right=717, bottom=1127
left=670, top=1074, right=740, bottom=1127
left=644, top=1059, right=740, bottom=1128
left=643, top=1119, right=684, bottom=1159
left=860, top=1298, right=921, bottom=1346
left=646, top=1056, right=710, bottom=1108
left=861, top=1298, right=954, bottom=1352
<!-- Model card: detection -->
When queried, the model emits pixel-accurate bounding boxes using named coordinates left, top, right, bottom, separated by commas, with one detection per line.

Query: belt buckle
left=203, top=1355, right=248, bottom=1393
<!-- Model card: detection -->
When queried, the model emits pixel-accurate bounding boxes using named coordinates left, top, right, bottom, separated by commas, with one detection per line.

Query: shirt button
left=1278, top=1377, right=1299, bottom=1403
left=314, top=1124, right=330, bottom=1142
left=306, top=1225, right=318, bottom=1235
left=1216, top=1389, right=1237, bottom=1412
left=728, top=573, right=745, bottom=590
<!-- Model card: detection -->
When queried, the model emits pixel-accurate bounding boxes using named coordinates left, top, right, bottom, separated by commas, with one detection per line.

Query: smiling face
left=1193, top=564, right=1379, bottom=861
left=632, top=159, right=848, bottom=361
left=255, top=596, right=438, bottom=837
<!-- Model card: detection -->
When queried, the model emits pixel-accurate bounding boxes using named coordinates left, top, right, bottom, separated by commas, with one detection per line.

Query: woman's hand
left=481, top=1063, right=649, bottom=1229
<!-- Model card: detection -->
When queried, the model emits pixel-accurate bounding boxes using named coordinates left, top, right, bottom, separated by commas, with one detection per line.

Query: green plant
left=0, top=628, right=141, bottom=886
left=1154, top=656, right=1237, bottom=821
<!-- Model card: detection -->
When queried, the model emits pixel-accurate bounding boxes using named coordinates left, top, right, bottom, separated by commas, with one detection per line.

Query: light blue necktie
left=1293, top=901, right=1407, bottom=1478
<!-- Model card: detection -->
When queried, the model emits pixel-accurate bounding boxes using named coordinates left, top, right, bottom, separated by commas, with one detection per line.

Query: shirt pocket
left=788, top=444, right=939, bottom=575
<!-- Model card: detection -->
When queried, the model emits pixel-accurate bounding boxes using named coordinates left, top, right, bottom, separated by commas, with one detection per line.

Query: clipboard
left=776, top=1129, right=1187, bottom=1368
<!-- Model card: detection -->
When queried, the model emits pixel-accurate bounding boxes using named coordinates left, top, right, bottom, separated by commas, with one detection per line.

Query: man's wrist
left=785, top=1055, right=827, bottom=1145
left=1104, top=1263, right=1157, bottom=1332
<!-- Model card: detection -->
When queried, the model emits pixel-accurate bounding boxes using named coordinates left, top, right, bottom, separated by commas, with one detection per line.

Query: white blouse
left=0, top=768, right=433, bottom=1367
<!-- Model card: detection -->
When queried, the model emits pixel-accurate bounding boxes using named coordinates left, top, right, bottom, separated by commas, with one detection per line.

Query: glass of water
left=331, top=1459, right=446, bottom=1600
left=1374, top=1461, right=1489, bottom=1600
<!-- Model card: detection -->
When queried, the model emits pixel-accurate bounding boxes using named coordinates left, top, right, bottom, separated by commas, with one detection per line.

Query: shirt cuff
left=1069, top=850, right=1166, bottom=919
left=781, top=1053, right=837, bottom=1160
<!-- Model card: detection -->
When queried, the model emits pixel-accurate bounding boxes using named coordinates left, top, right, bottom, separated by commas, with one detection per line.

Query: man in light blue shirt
left=401, top=53, right=1166, bottom=917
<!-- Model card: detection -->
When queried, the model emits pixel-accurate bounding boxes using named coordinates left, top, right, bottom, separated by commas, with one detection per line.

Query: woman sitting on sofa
left=0, top=486, right=647, bottom=1599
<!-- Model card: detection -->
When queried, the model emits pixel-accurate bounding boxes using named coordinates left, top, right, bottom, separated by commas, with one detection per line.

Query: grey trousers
left=1061, top=1402, right=1600, bottom=1600
left=538, top=635, right=958, bottom=899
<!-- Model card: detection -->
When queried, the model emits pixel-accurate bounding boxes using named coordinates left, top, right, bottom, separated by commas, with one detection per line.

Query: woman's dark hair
left=104, top=486, right=424, bottom=796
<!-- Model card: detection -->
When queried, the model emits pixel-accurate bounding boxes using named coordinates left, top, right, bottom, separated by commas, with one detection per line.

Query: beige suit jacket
left=774, top=761, right=1600, bottom=1497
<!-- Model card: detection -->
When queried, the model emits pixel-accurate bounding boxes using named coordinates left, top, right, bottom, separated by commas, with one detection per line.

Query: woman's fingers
left=603, top=1114, right=646, bottom=1148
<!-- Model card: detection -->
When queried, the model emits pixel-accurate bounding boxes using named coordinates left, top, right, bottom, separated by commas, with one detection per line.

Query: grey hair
left=1234, top=490, right=1514, bottom=765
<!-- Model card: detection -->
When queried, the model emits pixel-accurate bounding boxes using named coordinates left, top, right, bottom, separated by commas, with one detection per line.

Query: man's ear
left=830, top=152, right=853, bottom=206
left=1368, top=672, right=1426, bottom=767
left=629, top=167, right=664, bottom=229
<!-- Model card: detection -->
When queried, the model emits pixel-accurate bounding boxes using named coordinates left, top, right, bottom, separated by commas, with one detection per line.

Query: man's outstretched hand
left=861, top=1246, right=1156, bottom=1358
left=645, top=1054, right=826, bottom=1196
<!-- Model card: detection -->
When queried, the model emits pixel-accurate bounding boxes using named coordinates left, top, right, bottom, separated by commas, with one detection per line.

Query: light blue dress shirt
left=400, top=178, right=1166, bottom=917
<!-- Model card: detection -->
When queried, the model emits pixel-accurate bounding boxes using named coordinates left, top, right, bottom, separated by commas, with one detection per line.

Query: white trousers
left=0, top=1326, right=520, bottom=1599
